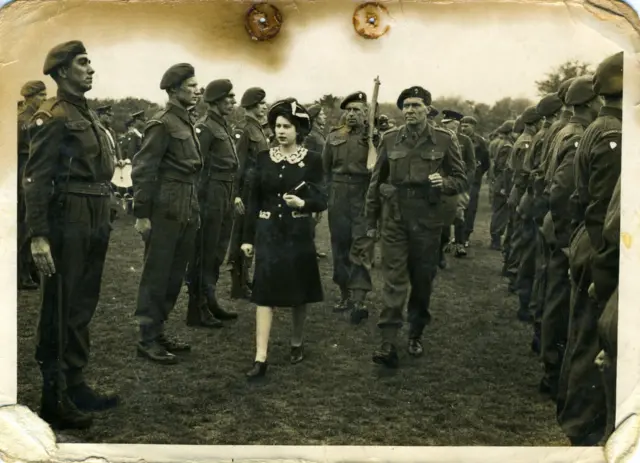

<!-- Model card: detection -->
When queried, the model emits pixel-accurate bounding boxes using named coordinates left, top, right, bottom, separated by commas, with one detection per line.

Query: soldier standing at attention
left=185, top=79, right=239, bottom=327
left=120, top=110, right=146, bottom=160
left=132, top=63, right=202, bottom=363
left=18, top=80, right=47, bottom=291
left=488, top=120, right=515, bottom=251
left=460, top=116, right=490, bottom=247
left=24, top=41, right=119, bottom=429
left=228, top=87, right=269, bottom=300
left=558, top=52, right=622, bottom=446
left=304, top=104, right=328, bottom=259
left=95, top=105, right=123, bottom=162
left=439, top=109, right=475, bottom=260
left=322, top=92, right=375, bottom=324
left=366, top=86, right=467, bottom=368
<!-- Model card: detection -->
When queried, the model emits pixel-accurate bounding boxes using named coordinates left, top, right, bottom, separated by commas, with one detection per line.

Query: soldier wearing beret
left=439, top=109, right=475, bottom=261
left=496, top=120, right=521, bottom=268
left=366, top=86, right=467, bottom=367
left=377, top=114, right=391, bottom=133
left=427, top=107, right=439, bottom=120
left=537, top=74, right=603, bottom=401
left=460, top=115, right=490, bottom=247
left=322, top=91, right=375, bottom=324
left=131, top=63, right=202, bottom=363
left=557, top=51, right=622, bottom=447
left=227, top=86, right=269, bottom=300
left=18, top=80, right=47, bottom=291
left=488, top=120, right=515, bottom=251
left=23, top=40, right=118, bottom=429
left=184, top=79, right=239, bottom=328
left=95, top=105, right=123, bottom=162
left=120, top=110, right=146, bottom=160
left=303, top=104, right=329, bottom=259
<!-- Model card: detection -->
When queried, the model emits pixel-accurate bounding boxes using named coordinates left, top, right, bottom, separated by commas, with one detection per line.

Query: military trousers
left=598, top=287, right=618, bottom=441
left=186, top=178, right=234, bottom=307
left=35, top=193, right=111, bottom=392
left=136, top=180, right=199, bottom=343
left=531, top=228, right=549, bottom=345
left=516, top=217, right=538, bottom=313
left=557, top=225, right=606, bottom=443
left=490, top=192, right=509, bottom=242
left=18, top=182, right=35, bottom=284
left=227, top=191, right=253, bottom=300
left=377, top=193, right=442, bottom=341
left=505, top=209, right=523, bottom=278
left=327, top=180, right=373, bottom=301
left=464, top=181, right=482, bottom=241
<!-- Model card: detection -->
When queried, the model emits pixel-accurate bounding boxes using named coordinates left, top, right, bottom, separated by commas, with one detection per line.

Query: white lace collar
left=269, top=145, right=308, bottom=164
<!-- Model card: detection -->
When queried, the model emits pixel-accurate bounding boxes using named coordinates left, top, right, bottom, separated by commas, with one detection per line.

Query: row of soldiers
left=485, top=52, right=622, bottom=445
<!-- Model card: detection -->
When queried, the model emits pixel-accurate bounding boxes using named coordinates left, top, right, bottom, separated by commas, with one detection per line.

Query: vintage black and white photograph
left=3, top=0, right=640, bottom=460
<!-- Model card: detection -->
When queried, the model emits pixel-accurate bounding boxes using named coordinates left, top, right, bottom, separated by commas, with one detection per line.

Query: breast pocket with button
left=65, top=120, right=99, bottom=159
left=410, top=150, right=444, bottom=183
left=388, top=150, right=409, bottom=182
left=168, top=129, right=194, bottom=160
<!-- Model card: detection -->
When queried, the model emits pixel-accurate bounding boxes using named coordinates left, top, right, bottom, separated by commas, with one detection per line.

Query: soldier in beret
left=366, top=86, right=467, bottom=367
left=18, top=80, right=47, bottom=291
left=427, top=107, right=439, bottom=121
left=23, top=40, right=118, bottom=429
left=184, top=78, right=239, bottom=328
left=460, top=115, right=490, bottom=247
left=538, top=75, right=603, bottom=401
left=558, top=51, right=622, bottom=446
left=131, top=63, right=202, bottom=363
left=377, top=114, right=390, bottom=133
left=503, top=106, right=542, bottom=303
left=303, top=104, right=329, bottom=259
left=488, top=120, right=515, bottom=251
left=439, top=109, right=475, bottom=261
left=96, top=105, right=123, bottom=162
left=120, top=110, right=146, bottom=160
left=322, top=91, right=375, bottom=324
left=227, top=86, right=269, bottom=300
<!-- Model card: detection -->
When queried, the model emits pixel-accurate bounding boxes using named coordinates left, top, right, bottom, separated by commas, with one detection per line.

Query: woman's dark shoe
left=246, top=361, right=268, bottom=379
left=290, top=344, right=305, bottom=364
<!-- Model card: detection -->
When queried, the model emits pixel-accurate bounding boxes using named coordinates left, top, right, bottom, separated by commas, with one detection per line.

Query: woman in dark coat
left=241, top=98, right=328, bottom=379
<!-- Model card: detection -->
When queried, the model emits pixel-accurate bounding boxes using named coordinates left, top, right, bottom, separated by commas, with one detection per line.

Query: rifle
left=366, top=76, right=381, bottom=171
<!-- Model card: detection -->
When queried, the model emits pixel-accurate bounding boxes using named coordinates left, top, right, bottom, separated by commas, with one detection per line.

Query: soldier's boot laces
left=39, top=385, right=93, bottom=430
left=137, top=341, right=180, bottom=365
left=407, top=338, right=424, bottom=357
left=372, top=342, right=399, bottom=369
left=68, top=383, right=119, bottom=412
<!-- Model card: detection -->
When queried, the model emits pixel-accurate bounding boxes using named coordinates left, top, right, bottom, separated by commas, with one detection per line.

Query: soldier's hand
left=30, top=237, right=55, bottom=277
left=283, top=194, right=305, bottom=209
left=241, top=243, right=254, bottom=257
left=428, top=173, right=444, bottom=189
left=234, top=197, right=245, bottom=215
left=135, top=218, right=152, bottom=241
left=588, top=282, right=596, bottom=300
left=366, top=228, right=377, bottom=239
left=499, top=188, right=506, bottom=196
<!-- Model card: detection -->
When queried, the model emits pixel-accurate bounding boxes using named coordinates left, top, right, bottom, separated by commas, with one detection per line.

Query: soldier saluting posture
left=132, top=63, right=202, bottom=363
left=24, top=41, right=119, bottom=429
left=366, top=86, right=467, bottom=368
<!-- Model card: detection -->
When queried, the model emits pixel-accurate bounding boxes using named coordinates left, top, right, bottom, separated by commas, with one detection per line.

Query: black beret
left=428, top=107, right=439, bottom=118
left=513, top=117, right=524, bottom=134
left=96, top=104, right=112, bottom=114
left=557, top=78, right=576, bottom=104
left=340, top=91, right=367, bottom=109
left=43, top=40, right=87, bottom=76
left=397, top=86, right=432, bottom=109
left=498, top=120, right=515, bottom=134
left=536, top=93, right=563, bottom=117
left=565, top=76, right=597, bottom=106
left=307, top=104, right=323, bottom=120
left=442, top=109, right=464, bottom=122
left=460, top=116, right=478, bottom=125
left=241, top=87, right=266, bottom=108
left=160, top=63, right=195, bottom=90
left=521, top=106, right=542, bottom=124
left=267, top=98, right=311, bottom=134
left=203, top=79, right=233, bottom=103
left=20, top=81, right=46, bottom=97
left=593, top=51, right=623, bottom=97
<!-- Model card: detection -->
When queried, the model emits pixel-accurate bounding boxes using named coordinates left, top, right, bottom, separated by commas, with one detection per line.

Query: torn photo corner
left=1, top=0, right=640, bottom=462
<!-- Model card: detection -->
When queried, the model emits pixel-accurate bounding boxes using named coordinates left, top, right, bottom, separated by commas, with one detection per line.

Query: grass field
left=17, top=185, right=569, bottom=446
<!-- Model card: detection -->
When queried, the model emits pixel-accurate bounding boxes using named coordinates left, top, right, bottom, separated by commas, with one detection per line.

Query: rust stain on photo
left=245, top=3, right=283, bottom=42
left=353, top=2, right=391, bottom=40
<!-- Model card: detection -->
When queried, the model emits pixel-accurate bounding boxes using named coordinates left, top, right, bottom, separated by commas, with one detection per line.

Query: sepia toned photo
left=2, top=0, right=640, bottom=462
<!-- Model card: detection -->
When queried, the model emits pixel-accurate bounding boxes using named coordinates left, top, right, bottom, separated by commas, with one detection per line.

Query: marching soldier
left=132, top=63, right=202, bottom=363
left=24, top=41, right=119, bottom=429
left=18, top=80, right=47, bottom=291
left=228, top=87, right=269, bottom=300
left=439, top=109, right=475, bottom=260
left=185, top=79, right=239, bottom=327
left=322, top=91, right=375, bottom=324
left=488, top=120, right=515, bottom=251
left=366, top=86, right=467, bottom=367
left=539, top=75, right=602, bottom=399
left=304, top=104, right=328, bottom=259
left=460, top=116, right=490, bottom=247
left=558, top=51, right=622, bottom=446
left=120, top=110, right=146, bottom=160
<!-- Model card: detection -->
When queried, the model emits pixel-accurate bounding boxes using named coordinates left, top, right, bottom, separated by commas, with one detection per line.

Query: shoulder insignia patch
left=35, top=118, right=44, bottom=127
left=574, top=141, right=579, bottom=148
